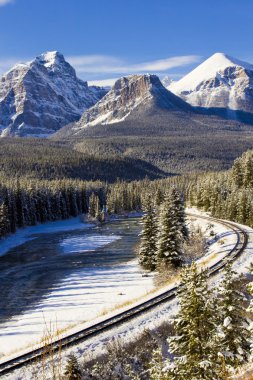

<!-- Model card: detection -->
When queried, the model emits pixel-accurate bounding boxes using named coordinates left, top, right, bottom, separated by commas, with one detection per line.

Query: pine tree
left=170, top=188, right=188, bottom=238
left=0, top=203, right=10, bottom=238
left=138, top=195, right=158, bottom=271
left=64, top=354, right=82, bottom=380
left=95, top=195, right=102, bottom=221
left=217, top=261, right=250, bottom=368
left=149, top=348, right=167, bottom=380
left=167, top=263, right=222, bottom=379
left=155, top=188, right=164, bottom=207
left=88, top=192, right=97, bottom=218
left=157, top=193, right=183, bottom=267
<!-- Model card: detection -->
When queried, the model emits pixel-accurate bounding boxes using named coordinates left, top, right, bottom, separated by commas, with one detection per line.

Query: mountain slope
left=169, top=53, right=253, bottom=121
left=0, top=51, right=107, bottom=137
left=64, top=74, right=193, bottom=135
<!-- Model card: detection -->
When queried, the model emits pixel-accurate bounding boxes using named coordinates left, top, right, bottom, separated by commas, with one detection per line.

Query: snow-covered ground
left=2, top=209, right=253, bottom=380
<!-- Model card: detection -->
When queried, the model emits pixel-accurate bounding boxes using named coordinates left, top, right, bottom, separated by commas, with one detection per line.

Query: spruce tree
left=157, top=193, right=183, bottom=267
left=138, top=195, right=158, bottom=271
left=95, top=195, right=102, bottom=221
left=170, top=188, right=188, bottom=238
left=88, top=192, right=98, bottom=218
left=0, top=203, right=10, bottom=238
left=217, top=262, right=250, bottom=368
left=149, top=349, right=167, bottom=380
left=64, top=354, right=82, bottom=380
left=167, top=263, right=221, bottom=380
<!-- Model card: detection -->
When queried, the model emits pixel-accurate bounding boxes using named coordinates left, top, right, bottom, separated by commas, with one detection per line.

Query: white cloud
left=67, top=54, right=200, bottom=75
left=0, top=53, right=200, bottom=85
left=68, top=55, right=121, bottom=66
left=0, top=0, right=14, bottom=6
left=88, top=78, right=118, bottom=87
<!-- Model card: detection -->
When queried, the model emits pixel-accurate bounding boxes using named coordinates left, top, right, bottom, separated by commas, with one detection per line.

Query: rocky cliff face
left=0, top=51, right=107, bottom=137
left=72, top=74, right=192, bottom=131
left=169, top=53, right=253, bottom=119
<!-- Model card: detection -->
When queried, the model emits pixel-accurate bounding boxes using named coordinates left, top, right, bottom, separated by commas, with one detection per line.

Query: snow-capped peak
left=168, top=52, right=253, bottom=119
left=35, top=51, right=68, bottom=71
left=170, top=52, right=253, bottom=94
left=161, top=75, right=172, bottom=88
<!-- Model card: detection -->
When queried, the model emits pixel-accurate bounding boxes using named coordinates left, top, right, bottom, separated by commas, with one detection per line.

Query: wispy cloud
left=88, top=78, right=119, bottom=87
left=0, top=0, right=14, bottom=6
left=67, top=54, right=200, bottom=75
left=0, top=53, right=200, bottom=84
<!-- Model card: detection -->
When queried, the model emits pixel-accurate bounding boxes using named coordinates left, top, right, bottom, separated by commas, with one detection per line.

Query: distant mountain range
left=169, top=52, right=253, bottom=123
left=1, top=50, right=253, bottom=142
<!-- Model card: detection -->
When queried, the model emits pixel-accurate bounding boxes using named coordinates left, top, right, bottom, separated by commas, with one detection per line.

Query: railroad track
left=0, top=213, right=249, bottom=377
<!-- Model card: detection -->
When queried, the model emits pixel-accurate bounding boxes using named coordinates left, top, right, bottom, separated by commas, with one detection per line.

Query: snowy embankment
left=2, top=209, right=253, bottom=380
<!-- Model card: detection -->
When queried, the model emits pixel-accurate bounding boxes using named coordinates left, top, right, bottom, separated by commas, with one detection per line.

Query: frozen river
left=0, top=217, right=155, bottom=358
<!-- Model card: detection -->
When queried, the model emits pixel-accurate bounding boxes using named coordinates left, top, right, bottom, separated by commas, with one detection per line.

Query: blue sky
left=0, top=0, right=253, bottom=86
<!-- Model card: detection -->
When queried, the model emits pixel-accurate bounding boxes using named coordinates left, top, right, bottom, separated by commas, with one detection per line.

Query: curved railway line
left=0, top=213, right=250, bottom=377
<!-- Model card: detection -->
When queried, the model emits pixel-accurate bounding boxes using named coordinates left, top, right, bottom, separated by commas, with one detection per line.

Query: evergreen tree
left=167, top=263, right=222, bottom=379
left=88, top=192, right=97, bottom=218
left=138, top=195, right=158, bottom=271
left=64, top=354, right=82, bottom=380
left=157, top=193, right=183, bottom=267
left=217, top=261, right=250, bottom=368
left=155, top=188, right=164, bottom=207
left=95, top=195, right=102, bottom=221
left=170, top=188, right=188, bottom=238
left=149, top=349, right=167, bottom=380
left=0, top=203, right=10, bottom=238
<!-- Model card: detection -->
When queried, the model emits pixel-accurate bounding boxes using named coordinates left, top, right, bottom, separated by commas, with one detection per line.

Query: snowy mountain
left=68, top=74, right=192, bottom=133
left=169, top=53, right=253, bottom=121
left=0, top=51, right=107, bottom=137
left=161, top=75, right=172, bottom=88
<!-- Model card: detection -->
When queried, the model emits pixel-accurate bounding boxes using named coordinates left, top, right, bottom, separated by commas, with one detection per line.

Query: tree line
left=0, top=175, right=176, bottom=239
left=187, top=150, right=253, bottom=226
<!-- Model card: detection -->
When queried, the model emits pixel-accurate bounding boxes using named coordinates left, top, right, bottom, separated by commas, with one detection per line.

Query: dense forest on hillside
left=54, top=109, right=253, bottom=174
left=0, top=138, right=165, bottom=181
left=72, top=132, right=253, bottom=174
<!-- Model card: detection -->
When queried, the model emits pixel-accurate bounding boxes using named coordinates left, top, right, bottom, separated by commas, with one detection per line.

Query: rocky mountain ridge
left=69, top=74, right=192, bottom=134
left=0, top=51, right=107, bottom=137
